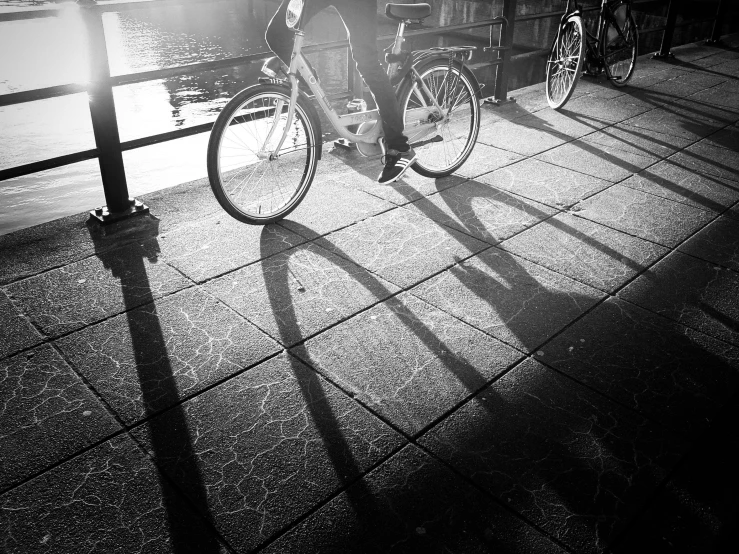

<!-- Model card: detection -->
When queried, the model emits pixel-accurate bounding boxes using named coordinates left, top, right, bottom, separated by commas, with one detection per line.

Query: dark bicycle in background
left=545, top=0, right=638, bottom=109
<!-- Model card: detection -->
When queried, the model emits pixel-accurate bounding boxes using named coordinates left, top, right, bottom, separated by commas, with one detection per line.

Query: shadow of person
left=87, top=219, right=221, bottom=553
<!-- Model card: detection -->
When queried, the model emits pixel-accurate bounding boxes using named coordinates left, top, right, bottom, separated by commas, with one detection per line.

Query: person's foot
left=261, top=56, right=289, bottom=80
left=377, top=147, right=417, bottom=184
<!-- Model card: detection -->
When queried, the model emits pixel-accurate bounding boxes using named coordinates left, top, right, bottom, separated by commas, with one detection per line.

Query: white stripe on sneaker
left=392, top=154, right=417, bottom=182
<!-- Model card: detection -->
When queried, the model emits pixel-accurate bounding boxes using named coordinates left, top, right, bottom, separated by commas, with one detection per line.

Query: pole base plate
left=483, top=96, right=517, bottom=106
left=89, top=199, right=150, bottom=225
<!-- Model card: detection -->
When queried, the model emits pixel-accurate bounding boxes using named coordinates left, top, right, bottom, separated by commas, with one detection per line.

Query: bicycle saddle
left=385, top=3, right=432, bottom=21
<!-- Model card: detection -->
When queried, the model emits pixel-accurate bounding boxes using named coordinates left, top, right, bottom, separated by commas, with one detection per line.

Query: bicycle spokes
left=546, top=16, right=585, bottom=109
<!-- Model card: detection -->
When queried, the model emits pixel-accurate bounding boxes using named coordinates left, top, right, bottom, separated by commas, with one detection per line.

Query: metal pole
left=653, top=0, right=681, bottom=59
left=80, top=0, right=147, bottom=223
left=707, top=0, right=727, bottom=45
left=488, top=0, right=518, bottom=104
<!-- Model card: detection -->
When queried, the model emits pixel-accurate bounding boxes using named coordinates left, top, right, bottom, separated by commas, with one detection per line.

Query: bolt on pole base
left=483, top=96, right=517, bottom=106
left=651, top=51, right=675, bottom=60
left=89, top=198, right=150, bottom=225
left=705, top=38, right=724, bottom=46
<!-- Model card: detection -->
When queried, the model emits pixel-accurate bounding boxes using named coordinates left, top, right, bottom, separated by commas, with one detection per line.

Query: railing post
left=484, top=0, right=517, bottom=104
left=652, top=0, right=681, bottom=59
left=80, top=0, right=148, bottom=224
left=706, top=0, right=728, bottom=45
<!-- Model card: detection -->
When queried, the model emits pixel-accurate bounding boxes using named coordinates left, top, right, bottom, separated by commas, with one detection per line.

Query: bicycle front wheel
left=398, top=58, right=481, bottom=178
left=603, top=4, right=638, bottom=87
left=207, top=84, right=320, bottom=225
left=545, top=15, right=585, bottom=110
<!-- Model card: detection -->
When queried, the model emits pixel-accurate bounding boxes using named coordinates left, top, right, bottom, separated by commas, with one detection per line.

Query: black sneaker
left=377, top=148, right=417, bottom=184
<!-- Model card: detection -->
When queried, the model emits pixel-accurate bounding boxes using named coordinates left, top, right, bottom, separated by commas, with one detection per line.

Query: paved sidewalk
left=2, top=36, right=739, bottom=553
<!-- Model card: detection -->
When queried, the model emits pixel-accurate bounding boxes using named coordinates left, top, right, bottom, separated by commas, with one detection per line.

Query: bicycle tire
left=602, top=4, right=638, bottom=87
left=397, top=57, right=481, bottom=178
left=207, top=83, right=321, bottom=225
left=545, top=15, right=585, bottom=110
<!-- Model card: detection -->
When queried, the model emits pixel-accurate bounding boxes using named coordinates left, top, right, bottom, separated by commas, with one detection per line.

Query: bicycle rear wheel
left=207, top=84, right=320, bottom=225
left=603, top=3, right=638, bottom=87
left=398, top=58, right=481, bottom=178
left=545, top=15, right=585, bottom=110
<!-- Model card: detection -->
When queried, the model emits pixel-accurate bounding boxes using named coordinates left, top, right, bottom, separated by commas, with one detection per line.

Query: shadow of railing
left=89, top=222, right=223, bottom=553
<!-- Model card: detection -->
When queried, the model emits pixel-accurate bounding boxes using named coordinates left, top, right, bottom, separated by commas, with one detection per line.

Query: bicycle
left=545, top=0, right=638, bottom=110
left=207, top=1, right=482, bottom=225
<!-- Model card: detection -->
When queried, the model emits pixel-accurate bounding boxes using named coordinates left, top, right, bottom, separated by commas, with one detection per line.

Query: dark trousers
left=265, top=0, right=409, bottom=151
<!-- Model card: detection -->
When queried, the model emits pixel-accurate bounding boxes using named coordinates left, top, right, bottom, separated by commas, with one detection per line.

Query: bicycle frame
left=266, top=18, right=473, bottom=160
left=561, top=0, right=632, bottom=58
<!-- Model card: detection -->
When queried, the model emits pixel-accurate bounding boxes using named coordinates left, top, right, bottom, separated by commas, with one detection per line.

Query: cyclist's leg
left=265, top=0, right=330, bottom=66
left=333, top=0, right=409, bottom=152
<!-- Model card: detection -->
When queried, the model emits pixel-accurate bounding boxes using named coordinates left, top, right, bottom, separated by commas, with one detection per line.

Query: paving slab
left=453, top=143, right=525, bottom=179
left=673, top=95, right=739, bottom=126
left=0, top=289, right=42, bottom=359
left=540, top=297, right=739, bottom=434
left=627, top=66, right=692, bottom=88
left=204, top=242, right=400, bottom=347
left=401, top=179, right=557, bottom=245
left=679, top=214, right=739, bottom=271
left=498, top=212, right=668, bottom=292
left=612, top=399, right=739, bottom=554
left=535, top=139, right=658, bottom=183
left=130, top=353, right=405, bottom=553
left=3, top=240, right=192, bottom=338
left=646, top=71, right=729, bottom=97
left=619, top=103, right=727, bottom=142
left=294, top=292, right=522, bottom=436
left=575, top=76, right=630, bottom=99
left=478, top=158, right=612, bottom=209
left=669, top=140, right=739, bottom=183
left=702, top=124, right=739, bottom=151
left=409, top=248, right=603, bottom=352
left=575, top=184, right=716, bottom=247
left=0, top=344, right=121, bottom=493
left=0, top=213, right=160, bottom=286
left=477, top=117, right=571, bottom=156
left=318, top=207, right=488, bottom=289
left=619, top=160, right=739, bottom=213
left=554, top=93, right=653, bottom=123
left=55, top=287, right=280, bottom=426
left=514, top=109, right=612, bottom=139
left=690, top=78, right=739, bottom=111
left=580, top=123, right=693, bottom=160
left=0, top=434, right=228, bottom=554
left=276, top=179, right=394, bottom=240
left=333, top=157, right=468, bottom=206
left=709, top=58, right=739, bottom=77
left=619, top=250, right=739, bottom=347
left=155, top=215, right=306, bottom=283
left=141, top=176, right=222, bottom=233
left=263, top=444, right=568, bottom=554
left=685, top=53, right=734, bottom=69
left=420, top=357, right=685, bottom=554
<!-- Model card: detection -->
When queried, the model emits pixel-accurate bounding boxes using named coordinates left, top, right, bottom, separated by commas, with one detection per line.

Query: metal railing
left=0, top=0, right=732, bottom=225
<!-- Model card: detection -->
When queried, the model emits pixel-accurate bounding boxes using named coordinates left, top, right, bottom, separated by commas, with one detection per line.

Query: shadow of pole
left=88, top=221, right=221, bottom=554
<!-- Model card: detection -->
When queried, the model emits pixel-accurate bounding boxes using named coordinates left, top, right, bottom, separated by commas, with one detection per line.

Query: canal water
left=0, top=0, right=581, bottom=234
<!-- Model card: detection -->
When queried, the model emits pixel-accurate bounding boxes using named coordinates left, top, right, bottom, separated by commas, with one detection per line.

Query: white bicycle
left=207, top=1, right=482, bottom=224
